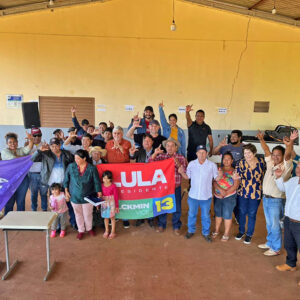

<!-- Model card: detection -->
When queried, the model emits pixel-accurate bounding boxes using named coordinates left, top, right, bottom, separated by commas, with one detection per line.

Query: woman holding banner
left=1, top=132, right=34, bottom=214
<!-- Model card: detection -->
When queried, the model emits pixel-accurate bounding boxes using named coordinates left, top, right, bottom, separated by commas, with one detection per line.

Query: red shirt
left=105, top=139, right=131, bottom=163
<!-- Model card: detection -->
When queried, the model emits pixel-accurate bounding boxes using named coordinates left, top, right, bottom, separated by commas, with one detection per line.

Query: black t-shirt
left=92, top=139, right=106, bottom=148
left=134, top=134, right=167, bottom=152
left=187, top=121, right=212, bottom=159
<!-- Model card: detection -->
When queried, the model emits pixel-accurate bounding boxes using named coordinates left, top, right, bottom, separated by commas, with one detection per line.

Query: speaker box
left=22, top=102, right=41, bottom=129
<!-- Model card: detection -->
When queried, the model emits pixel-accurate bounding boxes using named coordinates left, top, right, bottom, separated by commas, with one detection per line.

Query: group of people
left=1, top=103, right=299, bottom=285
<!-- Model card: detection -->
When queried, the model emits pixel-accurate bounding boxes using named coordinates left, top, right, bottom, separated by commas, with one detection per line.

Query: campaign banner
left=97, top=159, right=176, bottom=219
left=0, top=155, right=33, bottom=211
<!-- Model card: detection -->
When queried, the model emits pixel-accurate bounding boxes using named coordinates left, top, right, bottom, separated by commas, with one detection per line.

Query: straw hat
left=162, top=137, right=181, bottom=149
left=89, top=146, right=107, bottom=157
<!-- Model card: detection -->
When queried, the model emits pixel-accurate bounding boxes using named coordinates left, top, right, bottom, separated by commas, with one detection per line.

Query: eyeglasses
left=33, top=134, right=42, bottom=137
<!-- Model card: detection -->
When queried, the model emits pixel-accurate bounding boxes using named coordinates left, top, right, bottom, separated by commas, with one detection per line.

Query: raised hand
left=69, top=131, right=77, bottom=139
left=290, top=130, right=299, bottom=141
left=129, top=144, right=138, bottom=156
left=26, top=131, right=33, bottom=142
left=154, top=144, right=164, bottom=155
left=133, top=118, right=142, bottom=128
left=109, top=121, right=114, bottom=129
left=133, top=112, right=139, bottom=121
left=256, top=130, right=265, bottom=141
left=232, top=170, right=240, bottom=180
left=219, top=137, right=228, bottom=147
left=71, top=106, right=76, bottom=113
left=159, top=100, right=164, bottom=108
left=40, top=142, right=49, bottom=151
left=186, top=104, right=193, bottom=113
left=274, top=167, right=284, bottom=178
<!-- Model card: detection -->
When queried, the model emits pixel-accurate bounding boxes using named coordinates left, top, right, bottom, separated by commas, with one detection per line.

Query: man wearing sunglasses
left=28, top=127, right=48, bottom=211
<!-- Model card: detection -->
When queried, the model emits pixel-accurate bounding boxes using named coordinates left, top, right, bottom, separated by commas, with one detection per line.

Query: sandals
left=103, top=232, right=109, bottom=239
left=108, top=232, right=116, bottom=239
left=221, top=235, right=230, bottom=242
left=212, top=232, right=219, bottom=238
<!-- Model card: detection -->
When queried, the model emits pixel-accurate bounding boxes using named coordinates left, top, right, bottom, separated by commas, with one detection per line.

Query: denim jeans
left=284, top=217, right=300, bottom=267
left=187, top=197, right=212, bottom=236
left=238, top=195, right=261, bottom=236
left=158, top=186, right=182, bottom=229
left=5, top=175, right=29, bottom=215
left=28, top=173, right=48, bottom=211
left=263, top=196, right=283, bottom=252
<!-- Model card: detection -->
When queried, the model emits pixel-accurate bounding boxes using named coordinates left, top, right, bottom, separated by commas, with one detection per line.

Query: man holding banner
left=149, top=138, right=187, bottom=235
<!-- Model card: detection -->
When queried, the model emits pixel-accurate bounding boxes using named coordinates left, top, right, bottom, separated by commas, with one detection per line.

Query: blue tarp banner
left=0, top=155, right=33, bottom=211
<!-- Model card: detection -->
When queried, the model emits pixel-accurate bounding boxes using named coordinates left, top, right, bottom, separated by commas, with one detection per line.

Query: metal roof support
left=183, top=0, right=300, bottom=28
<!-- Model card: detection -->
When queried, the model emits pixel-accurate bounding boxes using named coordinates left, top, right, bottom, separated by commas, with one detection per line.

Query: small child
left=49, top=183, right=69, bottom=238
left=101, top=170, right=119, bottom=239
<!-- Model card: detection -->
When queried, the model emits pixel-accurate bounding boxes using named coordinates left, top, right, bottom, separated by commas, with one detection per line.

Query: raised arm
left=283, top=130, right=298, bottom=161
left=126, top=119, right=141, bottom=139
left=159, top=101, right=169, bottom=135
left=257, top=130, right=271, bottom=157
left=185, top=105, right=193, bottom=128
left=212, top=137, right=227, bottom=155
left=71, top=106, right=82, bottom=132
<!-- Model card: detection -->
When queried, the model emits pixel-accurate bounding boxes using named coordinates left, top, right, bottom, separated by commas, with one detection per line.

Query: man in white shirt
left=274, top=161, right=300, bottom=287
left=179, top=145, right=219, bottom=242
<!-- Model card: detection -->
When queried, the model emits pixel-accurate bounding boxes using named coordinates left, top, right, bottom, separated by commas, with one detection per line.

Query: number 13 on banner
left=153, top=194, right=176, bottom=216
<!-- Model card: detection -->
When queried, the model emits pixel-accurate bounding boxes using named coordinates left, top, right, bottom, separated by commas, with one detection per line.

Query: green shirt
left=63, top=163, right=102, bottom=204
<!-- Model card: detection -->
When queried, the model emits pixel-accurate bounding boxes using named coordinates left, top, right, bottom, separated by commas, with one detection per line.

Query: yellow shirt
left=170, top=127, right=178, bottom=141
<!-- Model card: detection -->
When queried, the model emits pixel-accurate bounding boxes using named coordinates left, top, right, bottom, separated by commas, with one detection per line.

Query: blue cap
left=196, top=145, right=207, bottom=152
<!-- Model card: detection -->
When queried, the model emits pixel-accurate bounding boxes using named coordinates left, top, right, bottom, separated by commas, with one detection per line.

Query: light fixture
left=272, top=0, right=276, bottom=14
left=49, top=0, right=54, bottom=6
left=170, top=0, right=176, bottom=31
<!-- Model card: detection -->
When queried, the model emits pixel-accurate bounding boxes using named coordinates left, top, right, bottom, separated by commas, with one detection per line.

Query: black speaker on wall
left=22, top=102, right=41, bottom=129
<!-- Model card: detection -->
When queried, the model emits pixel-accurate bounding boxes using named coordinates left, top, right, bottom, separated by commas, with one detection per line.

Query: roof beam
left=249, top=0, right=267, bottom=10
left=183, top=0, right=300, bottom=28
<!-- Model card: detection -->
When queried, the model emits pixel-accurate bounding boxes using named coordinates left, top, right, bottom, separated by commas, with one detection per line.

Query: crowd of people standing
left=0, top=103, right=299, bottom=285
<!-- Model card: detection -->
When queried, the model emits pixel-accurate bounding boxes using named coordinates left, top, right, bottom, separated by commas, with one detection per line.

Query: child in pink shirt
left=49, top=183, right=69, bottom=238
left=101, top=171, right=119, bottom=239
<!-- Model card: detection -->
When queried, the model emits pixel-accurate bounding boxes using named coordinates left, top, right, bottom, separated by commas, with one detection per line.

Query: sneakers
left=76, top=232, right=84, bottom=240
left=203, top=235, right=212, bottom=243
left=244, top=235, right=252, bottom=244
left=60, top=230, right=66, bottom=238
left=185, top=232, right=194, bottom=239
left=235, top=232, right=245, bottom=240
left=50, top=230, right=56, bottom=238
left=264, top=249, right=280, bottom=256
left=258, top=243, right=270, bottom=249
left=123, top=221, right=130, bottom=228
left=276, top=264, right=296, bottom=272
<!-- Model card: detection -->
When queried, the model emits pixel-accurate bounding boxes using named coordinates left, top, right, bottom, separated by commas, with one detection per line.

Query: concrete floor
left=0, top=190, right=299, bottom=300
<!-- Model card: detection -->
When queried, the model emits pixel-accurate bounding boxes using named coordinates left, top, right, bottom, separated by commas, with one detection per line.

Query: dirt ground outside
left=0, top=189, right=299, bottom=300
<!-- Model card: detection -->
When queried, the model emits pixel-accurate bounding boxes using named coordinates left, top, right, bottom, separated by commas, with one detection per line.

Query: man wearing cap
left=90, top=146, right=107, bottom=165
left=149, top=138, right=187, bottom=234
left=31, top=138, right=76, bottom=228
left=186, top=105, right=213, bottom=162
left=71, top=106, right=89, bottom=136
left=28, top=127, right=48, bottom=211
left=178, top=145, right=219, bottom=242
left=128, top=106, right=161, bottom=135
left=126, top=119, right=166, bottom=151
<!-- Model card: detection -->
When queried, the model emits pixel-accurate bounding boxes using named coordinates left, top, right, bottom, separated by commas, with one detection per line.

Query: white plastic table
left=0, top=211, right=57, bottom=281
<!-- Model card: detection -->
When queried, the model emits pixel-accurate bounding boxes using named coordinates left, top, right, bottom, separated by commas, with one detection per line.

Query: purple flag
left=0, top=155, right=33, bottom=211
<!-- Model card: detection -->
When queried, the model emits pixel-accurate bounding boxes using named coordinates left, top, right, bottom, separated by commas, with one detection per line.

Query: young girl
left=49, top=183, right=69, bottom=238
left=101, top=171, right=119, bottom=239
